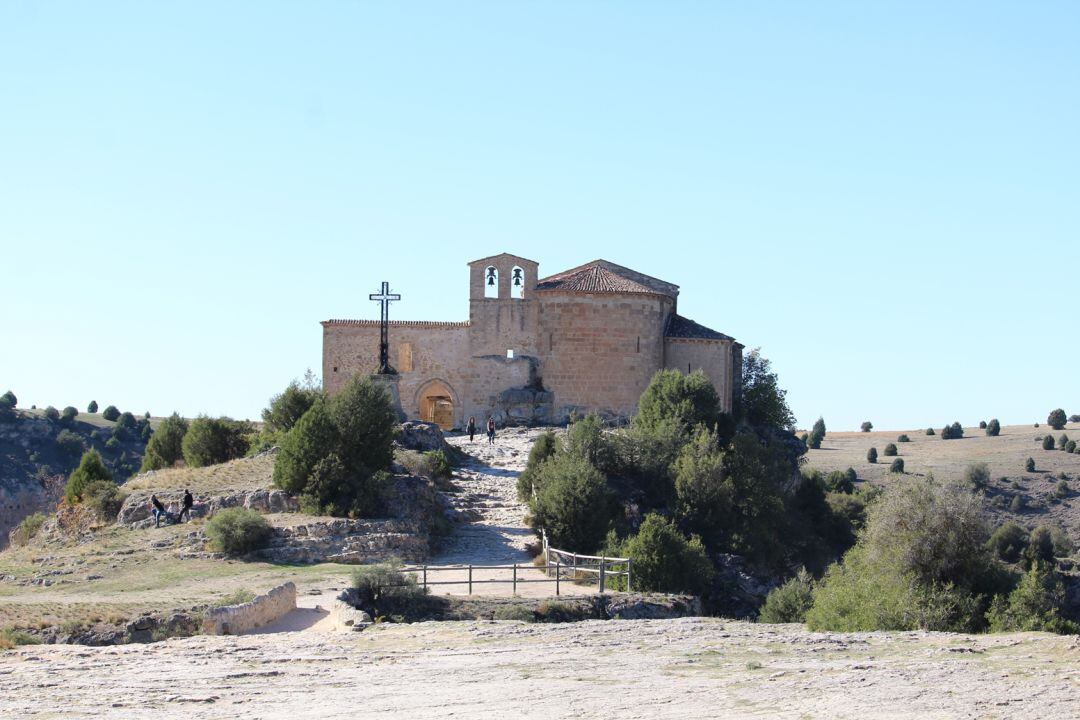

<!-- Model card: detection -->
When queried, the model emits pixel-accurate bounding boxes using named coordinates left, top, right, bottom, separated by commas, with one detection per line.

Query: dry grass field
left=802, top=421, right=1080, bottom=541
left=122, top=452, right=275, bottom=494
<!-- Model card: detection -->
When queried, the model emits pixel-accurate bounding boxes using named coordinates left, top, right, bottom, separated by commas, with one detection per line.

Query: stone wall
left=202, top=582, right=297, bottom=635
left=663, top=337, right=739, bottom=413
left=537, top=292, right=673, bottom=421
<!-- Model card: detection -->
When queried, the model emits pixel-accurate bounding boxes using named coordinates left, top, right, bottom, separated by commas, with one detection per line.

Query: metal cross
left=369, top=281, right=401, bottom=374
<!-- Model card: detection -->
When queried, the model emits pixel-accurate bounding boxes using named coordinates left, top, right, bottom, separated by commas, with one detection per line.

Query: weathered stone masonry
left=322, top=254, right=742, bottom=428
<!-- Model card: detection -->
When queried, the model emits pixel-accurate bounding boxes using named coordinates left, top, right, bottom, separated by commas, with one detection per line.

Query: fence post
left=556, top=560, right=560, bottom=596
left=423, top=565, right=427, bottom=590
left=626, top=558, right=632, bottom=593
left=599, top=556, right=606, bottom=594
left=468, top=565, right=473, bottom=595
left=513, top=563, right=517, bottom=595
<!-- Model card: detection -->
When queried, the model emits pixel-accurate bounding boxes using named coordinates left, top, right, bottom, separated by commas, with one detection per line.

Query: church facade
left=322, top=253, right=742, bottom=429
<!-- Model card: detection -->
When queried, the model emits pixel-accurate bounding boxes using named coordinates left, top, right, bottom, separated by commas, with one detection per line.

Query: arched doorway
left=416, top=379, right=456, bottom=430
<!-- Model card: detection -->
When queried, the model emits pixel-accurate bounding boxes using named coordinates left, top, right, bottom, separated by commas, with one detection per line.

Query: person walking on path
left=150, top=495, right=166, bottom=527
left=486, top=416, right=496, bottom=445
left=178, top=489, right=194, bottom=522
left=467, top=416, right=477, bottom=442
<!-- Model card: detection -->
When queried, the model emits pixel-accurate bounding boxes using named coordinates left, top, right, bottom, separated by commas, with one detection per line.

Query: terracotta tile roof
left=536, top=260, right=678, bottom=297
left=664, top=313, right=733, bottom=341
left=322, top=319, right=470, bottom=328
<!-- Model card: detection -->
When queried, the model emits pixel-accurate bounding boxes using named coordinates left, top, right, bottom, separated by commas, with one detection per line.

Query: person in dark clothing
left=178, top=489, right=194, bottom=522
left=150, top=495, right=165, bottom=527
left=467, top=416, right=477, bottom=442
left=486, top=416, right=496, bottom=445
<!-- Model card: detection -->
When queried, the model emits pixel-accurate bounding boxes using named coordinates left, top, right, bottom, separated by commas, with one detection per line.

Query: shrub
left=1070, top=414, right=1080, bottom=424
left=141, top=412, right=189, bottom=471
left=866, top=447, right=877, bottom=464
left=758, top=569, right=815, bottom=623
left=964, top=463, right=990, bottom=491
left=516, top=430, right=558, bottom=502
left=328, top=376, right=397, bottom=481
left=139, top=421, right=153, bottom=443
left=562, top=414, right=616, bottom=471
left=986, top=419, right=1000, bottom=437
left=204, top=508, right=272, bottom=556
left=530, top=452, right=613, bottom=553
left=925, top=427, right=935, bottom=436
left=102, top=405, right=120, bottom=422
left=64, top=449, right=112, bottom=503
left=87, top=400, right=98, bottom=413
left=808, top=417, right=826, bottom=450
left=1025, top=457, right=1036, bottom=472
left=845, top=467, right=858, bottom=486
left=10, top=512, right=46, bottom=547
left=0, top=629, right=41, bottom=649
left=986, top=563, right=1078, bottom=634
left=735, top=349, right=794, bottom=430
left=889, top=458, right=904, bottom=473
left=860, top=421, right=873, bottom=432
left=609, top=514, right=714, bottom=595
left=609, top=418, right=687, bottom=507
left=825, top=470, right=853, bottom=494
left=1057, top=433, right=1069, bottom=450
left=492, top=604, right=535, bottom=622
left=43, top=406, right=59, bottom=422
left=55, top=429, right=85, bottom=457
left=60, top=406, right=78, bottom=424
left=941, top=422, right=964, bottom=440
left=213, top=589, right=256, bottom=607
left=0, top=390, right=16, bottom=407
left=987, top=522, right=1028, bottom=564
left=117, top=411, right=136, bottom=429
left=897, top=434, right=910, bottom=443
left=351, top=563, right=427, bottom=620
left=883, top=443, right=897, bottom=457
left=1042, top=435, right=1055, bottom=451
left=636, top=368, right=723, bottom=434
left=262, top=375, right=322, bottom=434
left=0, top=396, right=13, bottom=422
left=181, top=416, right=251, bottom=467
left=979, top=420, right=987, bottom=429
left=1009, top=495, right=1025, bottom=513
left=1054, top=480, right=1070, bottom=499
left=105, top=437, right=119, bottom=450
left=1047, top=409, right=1067, bottom=431
left=82, top=480, right=126, bottom=522
left=424, top=450, right=452, bottom=480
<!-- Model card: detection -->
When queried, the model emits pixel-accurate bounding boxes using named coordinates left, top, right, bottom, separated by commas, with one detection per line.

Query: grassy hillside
left=802, top=421, right=1080, bottom=540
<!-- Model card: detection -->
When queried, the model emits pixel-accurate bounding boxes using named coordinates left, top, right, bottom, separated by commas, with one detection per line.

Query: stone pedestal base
left=370, top=373, right=407, bottom=422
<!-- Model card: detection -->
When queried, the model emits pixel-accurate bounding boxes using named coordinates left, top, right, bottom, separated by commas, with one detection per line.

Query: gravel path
left=4, top=618, right=1077, bottom=719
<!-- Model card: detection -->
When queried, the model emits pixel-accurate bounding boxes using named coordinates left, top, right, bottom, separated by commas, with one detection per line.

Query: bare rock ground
left=3, top=618, right=1078, bottom=719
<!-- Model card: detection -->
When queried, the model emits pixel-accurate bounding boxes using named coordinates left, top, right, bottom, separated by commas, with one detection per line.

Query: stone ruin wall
left=663, top=337, right=739, bottom=414
left=202, top=582, right=297, bottom=635
left=536, top=292, right=673, bottom=421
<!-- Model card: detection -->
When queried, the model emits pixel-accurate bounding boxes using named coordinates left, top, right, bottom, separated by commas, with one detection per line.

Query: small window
left=636, top=336, right=640, bottom=353
left=398, top=342, right=414, bottom=373
left=506, top=349, right=514, bottom=359
left=510, top=265, right=525, bottom=299
left=485, top=266, right=499, bottom=298
left=333, top=366, right=338, bottom=373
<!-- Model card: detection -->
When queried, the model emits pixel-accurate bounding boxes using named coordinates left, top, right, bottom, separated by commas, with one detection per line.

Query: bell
left=487, top=275, right=495, bottom=286
left=513, top=270, right=522, bottom=286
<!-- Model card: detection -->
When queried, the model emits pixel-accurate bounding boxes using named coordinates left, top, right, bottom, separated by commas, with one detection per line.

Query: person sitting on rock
left=150, top=495, right=166, bottom=527
left=178, top=489, right=194, bottom=522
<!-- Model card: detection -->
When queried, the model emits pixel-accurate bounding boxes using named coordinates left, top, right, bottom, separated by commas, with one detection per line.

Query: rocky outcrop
left=257, top=518, right=428, bottom=564
left=394, top=421, right=452, bottom=453
left=117, top=488, right=299, bottom=527
left=708, top=553, right=776, bottom=619
left=202, top=582, right=296, bottom=635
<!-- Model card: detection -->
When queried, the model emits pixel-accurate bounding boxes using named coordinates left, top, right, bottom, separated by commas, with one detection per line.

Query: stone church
left=322, top=254, right=742, bottom=429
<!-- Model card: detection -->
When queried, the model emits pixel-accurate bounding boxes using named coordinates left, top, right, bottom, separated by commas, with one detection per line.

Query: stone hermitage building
left=322, top=254, right=742, bottom=430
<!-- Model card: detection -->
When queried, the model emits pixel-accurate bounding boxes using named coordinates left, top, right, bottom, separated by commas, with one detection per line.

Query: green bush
left=492, top=604, right=535, bottom=622
left=562, top=414, right=615, bottom=471
left=10, top=513, right=46, bottom=547
left=1042, top=435, right=1055, bottom=451
left=516, top=430, right=558, bottom=502
left=608, top=418, right=686, bottom=507
left=925, top=427, right=935, bottom=436
left=866, top=447, right=877, bottom=463
left=1057, top=433, right=1069, bottom=450
left=986, top=522, right=1028, bottom=564
left=181, top=416, right=251, bottom=467
left=1009, top=495, right=1025, bottom=513
left=986, top=419, right=1000, bottom=437
left=883, top=443, right=897, bottom=457
left=60, top=406, right=78, bottom=424
left=1025, top=525, right=1073, bottom=564
left=1025, top=457, right=1036, bottom=472
left=64, top=449, right=112, bottom=503
left=986, top=563, right=1078, bottom=634
left=964, top=463, right=990, bottom=491
left=979, top=420, right=987, bottom=429
left=351, top=563, right=428, bottom=620
left=82, top=480, right=127, bottom=522
left=0, top=628, right=41, bottom=649
left=87, top=400, right=98, bottom=413
left=860, top=421, right=872, bottom=432
left=1066, top=441, right=1077, bottom=454
left=897, top=434, right=910, bottom=443
left=889, top=458, right=904, bottom=473
left=261, top=375, right=322, bottom=434
left=1, top=390, right=16, bottom=407
left=140, top=413, right=189, bottom=471
left=1070, top=414, right=1080, bottom=424
left=205, top=508, right=272, bottom=556
left=55, top=429, right=85, bottom=457
left=845, top=467, right=858, bottom=486
left=44, top=406, right=59, bottom=422
left=608, top=514, right=714, bottom=595
left=941, top=422, right=964, bottom=440
left=825, top=470, right=854, bottom=494
left=530, top=452, right=613, bottom=553
left=117, top=411, right=136, bottom=429
left=102, top=405, right=120, bottom=422
left=808, top=417, right=826, bottom=450
left=636, top=368, right=723, bottom=434
left=1047, top=408, right=1067, bottom=431
left=1054, top=480, right=1070, bottom=499
left=735, top=349, right=794, bottom=430
left=758, top=568, right=815, bottom=623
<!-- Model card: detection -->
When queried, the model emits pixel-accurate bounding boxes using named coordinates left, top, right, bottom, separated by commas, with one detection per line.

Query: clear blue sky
left=2, top=2, right=1077, bottom=430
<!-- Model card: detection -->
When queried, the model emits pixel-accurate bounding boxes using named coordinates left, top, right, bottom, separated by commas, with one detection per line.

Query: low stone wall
left=202, top=582, right=297, bottom=635
left=257, top=518, right=428, bottom=564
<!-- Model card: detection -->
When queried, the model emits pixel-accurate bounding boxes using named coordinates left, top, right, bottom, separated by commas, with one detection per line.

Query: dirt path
left=5, top=618, right=1078, bottom=719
